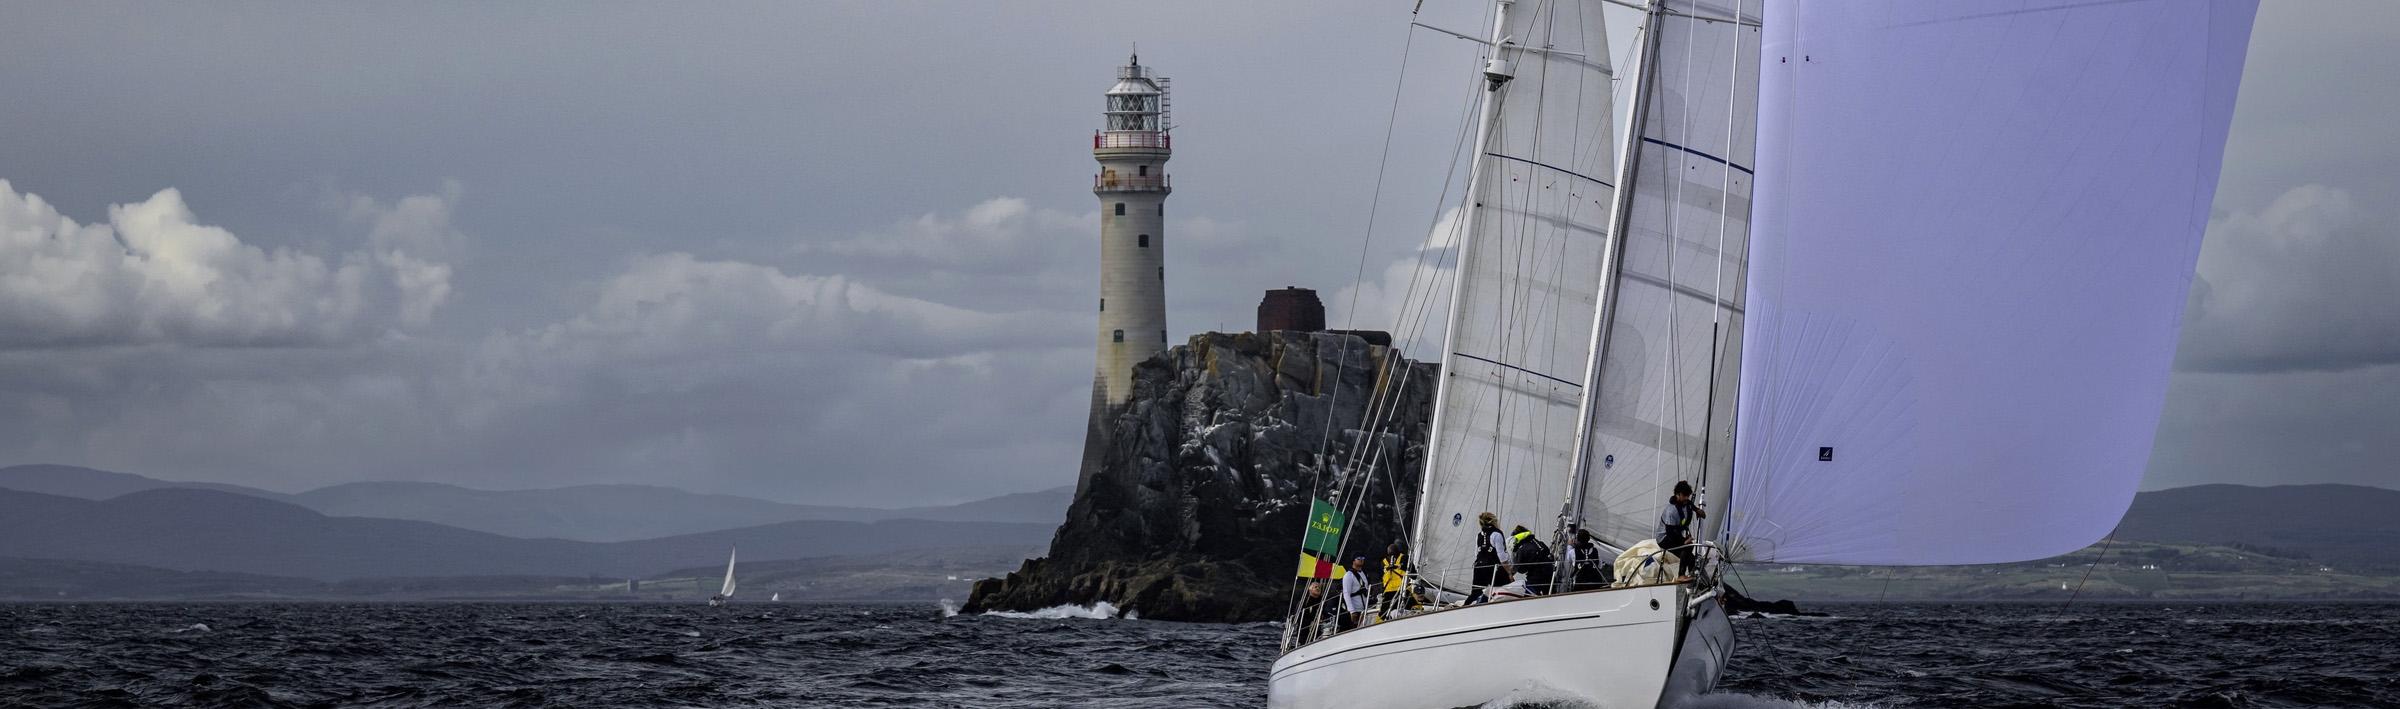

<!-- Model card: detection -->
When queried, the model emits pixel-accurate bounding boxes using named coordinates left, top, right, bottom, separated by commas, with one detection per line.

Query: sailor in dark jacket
left=1468, top=512, right=1511, bottom=604
left=1509, top=525, right=1555, bottom=595
left=1565, top=527, right=1611, bottom=591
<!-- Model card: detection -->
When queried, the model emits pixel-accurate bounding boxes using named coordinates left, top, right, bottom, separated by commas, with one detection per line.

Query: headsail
left=1573, top=0, right=1760, bottom=550
left=719, top=547, right=738, bottom=597
left=1724, top=0, right=2258, bottom=565
left=1413, top=0, right=1619, bottom=594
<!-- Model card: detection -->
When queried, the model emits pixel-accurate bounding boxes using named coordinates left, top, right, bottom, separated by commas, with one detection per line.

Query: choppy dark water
left=2, top=601, right=2393, bottom=707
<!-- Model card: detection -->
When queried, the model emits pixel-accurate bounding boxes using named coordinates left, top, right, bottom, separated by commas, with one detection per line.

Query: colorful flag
left=1297, top=499, right=1345, bottom=579
left=1298, top=552, right=1346, bottom=579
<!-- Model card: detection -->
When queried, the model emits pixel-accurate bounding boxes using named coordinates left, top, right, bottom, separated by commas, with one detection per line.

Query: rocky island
left=965, top=331, right=1435, bottom=622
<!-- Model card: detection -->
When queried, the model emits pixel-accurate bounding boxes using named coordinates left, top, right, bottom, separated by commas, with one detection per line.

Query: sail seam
left=1480, top=151, right=1615, bottom=188
left=1452, top=351, right=1583, bottom=388
left=1640, top=136, right=1754, bottom=175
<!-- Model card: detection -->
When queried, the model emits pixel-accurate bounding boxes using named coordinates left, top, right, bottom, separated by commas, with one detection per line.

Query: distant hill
left=0, top=487, right=1050, bottom=581
left=2114, top=483, right=2400, bottom=571
left=0, top=543, right=1046, bottom=602
left=0, top=464, right=1072, bottom=541
left=881, top=487, right=1079, bottom=524
left=1732, top=483, right=2400, bottom=602
left=0, top=464, right=293, bottom=503
left=290, top=481, right=890, bottom=541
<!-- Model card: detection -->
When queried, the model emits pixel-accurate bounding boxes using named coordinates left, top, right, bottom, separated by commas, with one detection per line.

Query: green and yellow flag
left=1297, top=498, right=1346, bottom=579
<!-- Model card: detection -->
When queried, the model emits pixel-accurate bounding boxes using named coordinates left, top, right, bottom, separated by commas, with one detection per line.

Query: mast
left=1407, top=0, right=1517, bottom=566
left=1562, top=0, right=1661, bottom=544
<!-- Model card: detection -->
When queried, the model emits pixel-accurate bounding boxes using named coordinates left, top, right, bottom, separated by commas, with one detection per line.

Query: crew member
left=1340, top=556, right=1371, bottom=630
left=1658, top=481, right=1706, bottom=567
left=1564, top=527, right=1610, bottom=591
left=1509, top=525, right=1555, bottom=595
left=1379, top=542, right=1410, bottom=614
left=1469, top=512, right=1512, bottom=604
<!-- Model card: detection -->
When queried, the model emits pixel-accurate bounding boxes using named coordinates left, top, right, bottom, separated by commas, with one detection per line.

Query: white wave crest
left=1479, top=686, right=1879, bottom=709
left=980, top=601, right=1127, bottom=620
left=171, top=623, right=211, bottom=634
left=937, top=599, right=961, bottom=617
left=1676, top=693, right=1886, bottom=709
left=1477, top=682, right=1600, bottom=708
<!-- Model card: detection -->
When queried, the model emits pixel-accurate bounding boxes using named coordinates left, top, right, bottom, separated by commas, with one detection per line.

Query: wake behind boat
left=1270, top=0, right=2256, bottom=707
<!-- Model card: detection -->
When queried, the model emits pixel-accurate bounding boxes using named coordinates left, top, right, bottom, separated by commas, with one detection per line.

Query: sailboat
left=1269, top=0, right=2256, bottom=707
left=770, top=592, right=781, bottom=602
left=708, top=546, right=737, bottom=607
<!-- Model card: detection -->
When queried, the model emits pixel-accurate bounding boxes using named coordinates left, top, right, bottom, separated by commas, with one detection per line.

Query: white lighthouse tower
left=1089, top=53, right=1171, bottom=407
left=1077, top=52, right=1173, bottom=488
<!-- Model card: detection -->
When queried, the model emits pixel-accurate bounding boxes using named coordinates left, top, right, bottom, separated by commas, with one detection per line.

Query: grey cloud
left=2175, top=184, right=2400, bottom=374
left=2145, top=363, right=2400, bottom=490
left=0, top=180, right=457, bottom=348
left=0, top=196, right=1098, bottom=505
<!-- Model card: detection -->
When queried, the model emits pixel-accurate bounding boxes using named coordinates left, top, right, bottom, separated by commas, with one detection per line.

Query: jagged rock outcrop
left=965, top=331, right=1436, bottom=622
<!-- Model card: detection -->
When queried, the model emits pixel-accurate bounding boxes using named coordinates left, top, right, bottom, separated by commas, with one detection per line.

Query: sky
left=0, top=1, right=2391, bottom=507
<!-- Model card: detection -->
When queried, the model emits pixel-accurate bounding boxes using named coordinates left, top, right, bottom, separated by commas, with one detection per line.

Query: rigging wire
left=2064, top=532, right=2118, bottom=608
left=1318, top=2, right=1501, bottom=597
left=1285, top=0, right=1438, bottom=631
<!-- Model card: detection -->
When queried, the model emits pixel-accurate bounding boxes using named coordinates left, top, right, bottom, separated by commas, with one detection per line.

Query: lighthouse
left=1077, top=52, right=1173, bottom=488
left=1089, top=53, right=1172, bottom=407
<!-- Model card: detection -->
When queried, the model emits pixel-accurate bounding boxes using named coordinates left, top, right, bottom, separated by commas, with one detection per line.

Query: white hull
left=1269, top=584, right=1727, bottom=708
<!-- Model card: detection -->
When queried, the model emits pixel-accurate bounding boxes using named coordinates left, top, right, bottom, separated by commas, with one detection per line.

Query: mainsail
left=1573, top=0, right=1760, bottom=550
left=1724, top=0, right=2259, bottom=565
left=1413, top=0, right=1620, bottom=594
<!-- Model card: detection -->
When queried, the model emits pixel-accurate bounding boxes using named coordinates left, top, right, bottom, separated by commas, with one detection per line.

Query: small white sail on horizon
left=708, top=547, right=736, bottom=606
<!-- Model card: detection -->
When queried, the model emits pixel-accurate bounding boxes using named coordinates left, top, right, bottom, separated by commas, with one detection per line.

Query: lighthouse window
left=1160, top=330, right=1168, bottom=343
left=1099, top=298, right=1105, bottom=312
left=1113, top=329, right=1124, bottom=343
left=1138, top=234, right=1149, bottom=248
left=1158, top=266, right=1164, bottom=280
left=1157, top=204, right=1164, bottom=216
left=1138, top=165, right=1149, bottom=176
left=1115, top=203, right=1125, bottom=216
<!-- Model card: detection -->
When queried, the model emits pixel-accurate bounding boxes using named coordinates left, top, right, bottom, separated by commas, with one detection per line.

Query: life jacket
left=1474, top=526, right=1501, bottom=563
left=1660, top=504, right=1694, bottom=544
left=1511, top=532, right=1554, bottom=568
left=1572, top=541, right=1603, bottom=571
left=1381, top=555, right=1407, bottom=592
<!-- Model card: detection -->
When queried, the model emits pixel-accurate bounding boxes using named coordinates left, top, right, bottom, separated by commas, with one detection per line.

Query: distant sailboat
left=770, top=592, right=781, bottom=602
left=708, top=547, right=737, bottom=607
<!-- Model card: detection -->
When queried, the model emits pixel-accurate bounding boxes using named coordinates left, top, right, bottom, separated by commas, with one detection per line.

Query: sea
left=3, top=601, right=2394, bottom=708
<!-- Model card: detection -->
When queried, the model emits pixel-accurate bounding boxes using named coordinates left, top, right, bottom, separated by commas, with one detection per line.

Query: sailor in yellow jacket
left=1378, top=542, right=1410, bottom=616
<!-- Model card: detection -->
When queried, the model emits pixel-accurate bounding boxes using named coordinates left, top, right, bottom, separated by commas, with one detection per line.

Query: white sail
left=1723, top=0, right=2258, bottom=565
left=719, top=547, right=738, bottom=597
left=1575, top=0, right=1760, bottom=550
left=1414, top=0, right=1620, bottom=594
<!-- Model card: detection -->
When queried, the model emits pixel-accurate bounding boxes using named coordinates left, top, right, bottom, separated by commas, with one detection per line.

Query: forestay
left=1724, top=0, right=2257, bottom=565
left=1415, top=0, right=1619, bottom=593
left=1576, top=0, right=1760, bottom=551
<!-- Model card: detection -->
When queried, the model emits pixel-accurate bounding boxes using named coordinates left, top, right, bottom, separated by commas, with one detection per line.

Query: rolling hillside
left=0, top=487, right=1049, bottom=581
